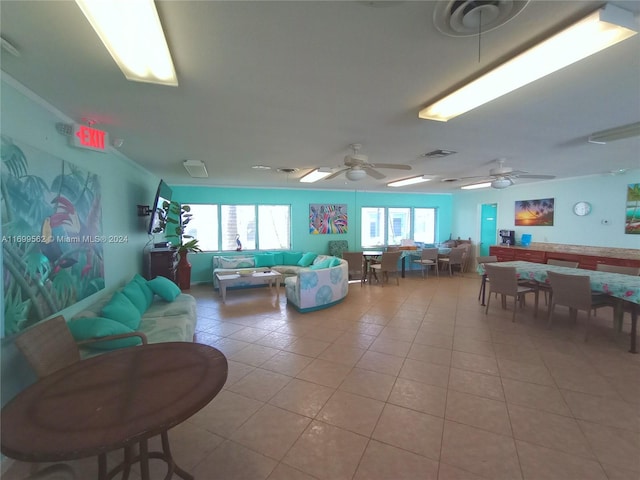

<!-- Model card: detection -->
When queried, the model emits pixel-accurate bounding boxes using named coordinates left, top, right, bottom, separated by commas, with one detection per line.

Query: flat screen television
left=147, top=180, right=173, bottom=235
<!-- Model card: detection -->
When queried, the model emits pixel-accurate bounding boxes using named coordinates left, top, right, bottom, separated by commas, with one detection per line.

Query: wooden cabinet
left=143, top=248, right=178, bottom=282
left=489, top=245, right=640, bottom=270
left=489, top=246, right=515, bottom=262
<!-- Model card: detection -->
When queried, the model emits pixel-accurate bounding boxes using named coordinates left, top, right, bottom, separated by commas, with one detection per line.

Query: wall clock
left=573, top=201, right=592, bottom=216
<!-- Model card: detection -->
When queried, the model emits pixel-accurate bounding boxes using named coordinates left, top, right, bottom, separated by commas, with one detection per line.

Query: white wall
left=451, top=171, right=640, bottom=249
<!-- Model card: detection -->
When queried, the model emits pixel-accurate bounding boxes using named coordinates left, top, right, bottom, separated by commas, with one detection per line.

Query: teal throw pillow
left=298, top=252, right=318, bottom=267
left=122, top=281, right=147, bottom=315
left=147, top=276, right=181, bottom=302
left=101, top=291, right=142, bottom=330
left=282, top=252, right=303, bottom=265
left=255, top=253, right=276, bottom=268
left=68, top=317, right=142, bottom=350
left=329, top=257, right=342, bottom=267
left=132, top=274, right=154, bottom=309
left=268, top=252, right=285, bottom=265
left=310, top=258, right=333, bottom=270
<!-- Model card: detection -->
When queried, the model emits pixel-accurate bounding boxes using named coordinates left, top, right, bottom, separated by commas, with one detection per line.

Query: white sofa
left=212, top=253, right=349, bottom=312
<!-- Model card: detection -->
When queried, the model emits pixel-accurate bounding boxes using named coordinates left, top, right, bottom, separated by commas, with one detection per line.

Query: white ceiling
left=1, top=0, right=639, bottom=193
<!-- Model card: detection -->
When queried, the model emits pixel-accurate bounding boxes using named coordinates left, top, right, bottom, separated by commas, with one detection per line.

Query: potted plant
left=163, top=202, right=201, bottom=290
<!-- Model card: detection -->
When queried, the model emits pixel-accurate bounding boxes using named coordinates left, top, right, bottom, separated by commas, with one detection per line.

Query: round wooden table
left=1, top=342, right=228, bottom=480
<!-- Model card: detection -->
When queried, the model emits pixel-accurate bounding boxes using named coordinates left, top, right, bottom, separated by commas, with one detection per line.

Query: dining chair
left=438, top=246, right=466, bottom=276
left=412, top=248, right=439, bottom=278
left=15, top=315, right=147, bottom=378
left=533, top=259, right=581, bottom=307
left=342, top=251, right=365, bottom=285
left=546, top=270, right=611, bottom=340
left=476, top=255, right=497, bottom=302
left=484, top=264, right=538, bottom=322
left=596, top=264, right=640, bottom=275
left=369, top=250, right=403, bottom=286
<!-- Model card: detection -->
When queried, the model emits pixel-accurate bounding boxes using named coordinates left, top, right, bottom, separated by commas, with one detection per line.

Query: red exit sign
left=71, top=123, right=109, bottom=153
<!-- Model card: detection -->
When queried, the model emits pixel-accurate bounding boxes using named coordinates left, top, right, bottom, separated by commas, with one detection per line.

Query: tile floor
left=3, top=272, right=640, bottom=479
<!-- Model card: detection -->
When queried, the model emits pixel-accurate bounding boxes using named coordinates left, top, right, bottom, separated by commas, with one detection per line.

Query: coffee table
left=216, top=271, right=282, bottom=303
left=1, top=342, right=228, bottom=480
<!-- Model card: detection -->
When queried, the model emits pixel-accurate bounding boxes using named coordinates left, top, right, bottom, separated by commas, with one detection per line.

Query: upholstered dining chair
left=342, top=251, right=365, bottom=285
left=369, top=250, right=403, bottom=286
left=484, top=264, right=538, bottom=322
left=531, top=259, right=581, bottom=307
left=412, top=248, right=439, bottom=278
left=546, top=270, right=611, bottom=341
left=595, top=263, right=640, bottom=330
left=438, top=246, right=466, bottom=276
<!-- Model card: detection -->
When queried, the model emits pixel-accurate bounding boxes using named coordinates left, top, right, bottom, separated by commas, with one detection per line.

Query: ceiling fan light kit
left=491, top=178, right=512, bottom=189
left=419, top=4, right=637, bottom=122
left=345, top=168, right=368, bottom=181
left=75, top=0, right=178, bottom=86
left=387, top=175, right=432, bottom=187
left=300, top=167, right=333, bottom=183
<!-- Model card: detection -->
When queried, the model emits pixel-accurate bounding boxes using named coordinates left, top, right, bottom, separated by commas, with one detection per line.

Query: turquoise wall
left=451, top=173, right=640, bottom=250
left=170, top=185, right=454, bottom=284
left=1, top=75, right=161, bottom=404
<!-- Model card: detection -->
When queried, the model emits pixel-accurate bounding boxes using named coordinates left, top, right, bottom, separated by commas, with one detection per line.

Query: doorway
left=480, top=203, right=497, bottom=257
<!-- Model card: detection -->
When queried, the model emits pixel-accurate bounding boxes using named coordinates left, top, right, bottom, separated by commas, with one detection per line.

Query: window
left=181, top=204, right=218, bottom=251
left=361, top=207, right=385, bottom=247
left=183, top=203, right=291, bottom=251
left=361, top=206, right=436, bottom=247
left=414, top=208, right=436, bottom=244
left=258, top=205, right=291, bottom=250
left=221, top=205, right=256, bottom=250
left=387, top=207, right=410, bottom=245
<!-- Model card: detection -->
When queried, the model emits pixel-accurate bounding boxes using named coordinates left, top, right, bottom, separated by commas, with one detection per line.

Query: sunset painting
left=515, top=198, right=554, bottom=226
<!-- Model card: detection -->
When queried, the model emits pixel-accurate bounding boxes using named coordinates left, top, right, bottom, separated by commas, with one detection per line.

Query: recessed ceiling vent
left=421, top=149, right=457, bottom=158
left=277, top=167, right=299, bottom=173
left=433, top=0, right=529, bottom=37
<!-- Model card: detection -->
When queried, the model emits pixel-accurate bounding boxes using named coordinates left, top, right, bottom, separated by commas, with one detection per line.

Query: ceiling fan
left=324, top=144, right=412, bottom=181
left=457, top=159, right=556, bottom=189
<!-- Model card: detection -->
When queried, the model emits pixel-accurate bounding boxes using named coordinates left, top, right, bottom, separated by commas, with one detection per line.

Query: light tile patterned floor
left=4, top=273, right=640, bottom=479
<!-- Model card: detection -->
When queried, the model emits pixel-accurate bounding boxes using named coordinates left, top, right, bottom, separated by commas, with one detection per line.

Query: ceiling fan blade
left=363, top=166, right=386, bottom=179
left=516, top=174, right=556, bottom=179
left=324, top=168, right=348, bottom=180
left=370, top=163, right=412, bottom=170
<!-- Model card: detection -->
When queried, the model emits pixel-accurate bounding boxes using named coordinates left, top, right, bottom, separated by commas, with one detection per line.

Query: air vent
left=277, top=167, right=299, bottom=173
left=421, top=149, right=457, bottom=158
left=433, top=0, right=529, bottom=37
left=183, top=160, right=208, bottom=178
left=441, top=177, right=460, bottom=182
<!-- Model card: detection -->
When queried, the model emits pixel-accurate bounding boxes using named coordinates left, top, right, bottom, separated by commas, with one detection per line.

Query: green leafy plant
left=159, top=201, right=202, bottom=254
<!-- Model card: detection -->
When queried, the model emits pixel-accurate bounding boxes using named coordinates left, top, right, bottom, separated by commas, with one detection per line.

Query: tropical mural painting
left=626, top=183, right=640, bottom=234
left=309, top=204, right=347, bottom=234
left=514, top=198, right=555, bottom=226
left=1, top=136, right=104, bottom=336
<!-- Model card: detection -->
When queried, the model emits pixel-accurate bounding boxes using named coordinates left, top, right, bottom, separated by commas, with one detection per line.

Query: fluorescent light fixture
left=588, top=121, right=640, bottom=144
left=461, top=182, right=492, bottom=190
left=387, top=175, right=432, bottom=187
left=183, top=160, right=208, bottom=178
left=419, top=4, right=637, bottom=122
left=300, top=167, right=333, bottom=183
left=75, top=0, right=178, bottom=86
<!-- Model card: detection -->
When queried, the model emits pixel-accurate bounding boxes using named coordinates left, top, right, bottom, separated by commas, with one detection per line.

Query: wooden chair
left=546, top=270, right=611, bottom=341
left=369, top=250, right=403, bottom=286
left=15, top=315, right=147, bottom=378
left=412, top=248, right=439, bottom=278
left=342, top=251, right=365, bottom=285
left=484, top=264, right=538, bottom=322
left=438, top=246, right=465, bottom=276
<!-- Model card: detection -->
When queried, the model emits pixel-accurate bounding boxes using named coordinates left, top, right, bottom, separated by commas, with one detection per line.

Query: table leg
left=139, top=439, right=150, bottom=480
left=401, top=256, right=406, bottom=278
left=160, top=431, right=194, bottom=480
left=220, top=281, right=227, bottom=303
left=479, top=275, right=487, bottom=306
left=275, top=278, right=280, bottom=300
left=98, top=453, right=108, bottom=480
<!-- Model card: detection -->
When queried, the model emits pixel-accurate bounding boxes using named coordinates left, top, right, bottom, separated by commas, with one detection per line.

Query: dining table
left=477, top=260, right=640, bottom=353
left=1, top=342, right=228, bottom=479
